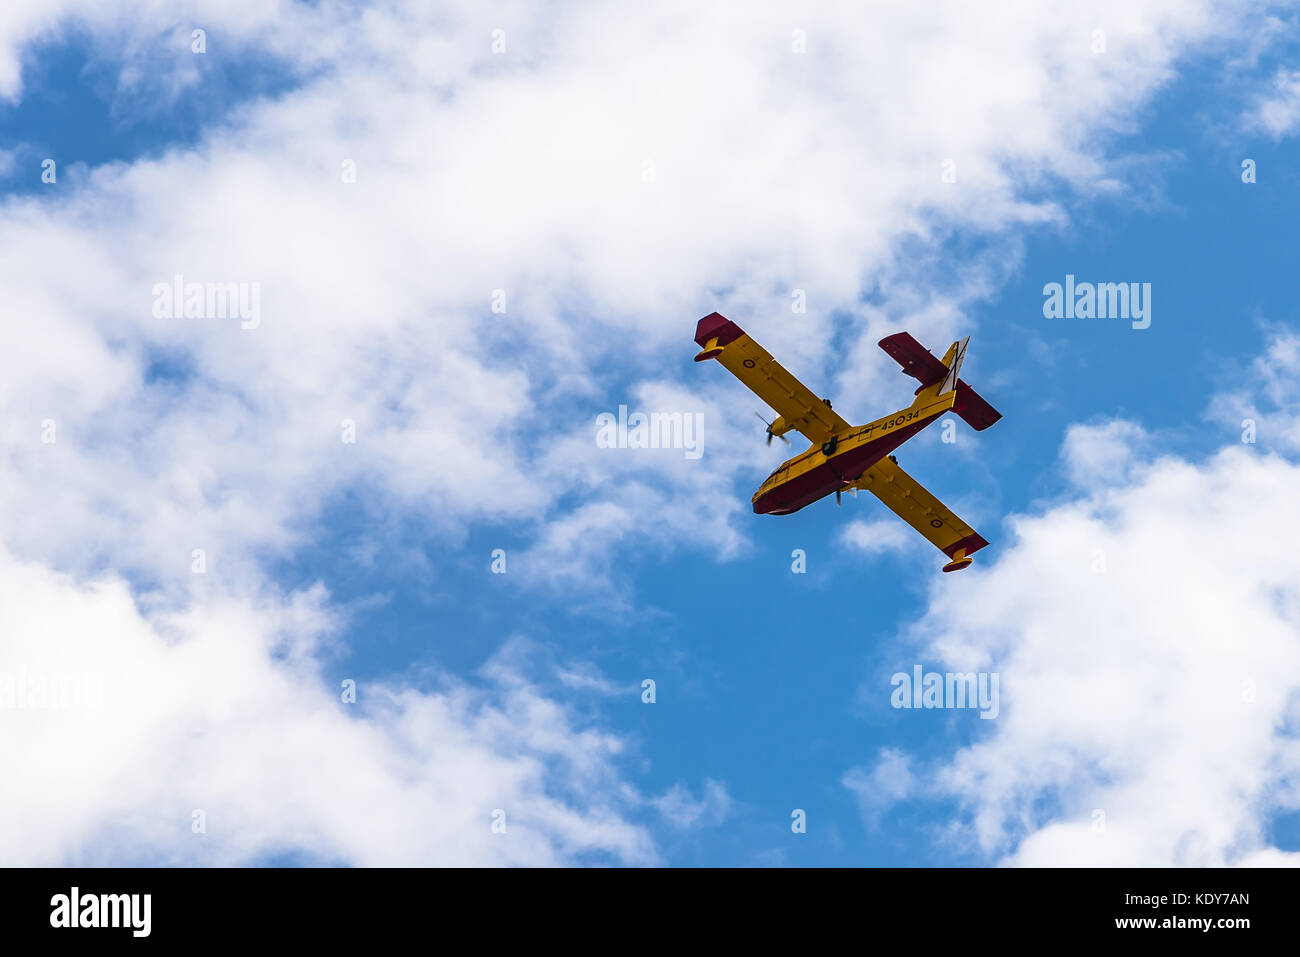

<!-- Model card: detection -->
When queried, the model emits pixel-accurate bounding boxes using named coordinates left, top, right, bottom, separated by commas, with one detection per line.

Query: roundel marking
left=742, top=359, right=756, bottom=368
left=929, top=519, right=943, bottom=528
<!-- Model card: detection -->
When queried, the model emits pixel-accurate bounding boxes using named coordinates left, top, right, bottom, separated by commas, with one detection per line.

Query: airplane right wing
left=854, top=456, right=988, bottom=570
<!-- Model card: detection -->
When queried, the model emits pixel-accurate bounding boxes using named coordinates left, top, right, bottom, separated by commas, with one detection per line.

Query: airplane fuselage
left=752, top=391, right=956, bottom=515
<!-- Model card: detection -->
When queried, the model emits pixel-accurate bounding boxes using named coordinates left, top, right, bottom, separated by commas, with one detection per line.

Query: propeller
left=836, top=486, right=857, bottom=507
left=754, top=410, right=790, bottom=447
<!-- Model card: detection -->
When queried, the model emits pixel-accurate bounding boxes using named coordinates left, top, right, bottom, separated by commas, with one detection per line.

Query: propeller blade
left=756, top=410, right=790, bottom=446
left=836, top=489, right=842, bottom=507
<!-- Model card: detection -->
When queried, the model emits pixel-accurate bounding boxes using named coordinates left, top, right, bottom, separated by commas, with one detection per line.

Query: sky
left=2, top=0, right=1300, bottom=867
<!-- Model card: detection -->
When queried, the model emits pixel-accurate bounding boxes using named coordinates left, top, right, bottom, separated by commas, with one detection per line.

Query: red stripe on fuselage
left=753, top=418, right=933, bottom=515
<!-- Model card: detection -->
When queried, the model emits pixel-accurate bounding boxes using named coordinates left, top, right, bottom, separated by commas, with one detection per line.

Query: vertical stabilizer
left=938, top=336, right=969, bottom=395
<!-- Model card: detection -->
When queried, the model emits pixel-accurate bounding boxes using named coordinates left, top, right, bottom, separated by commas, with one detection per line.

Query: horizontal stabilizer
left=953, top=379, right=1001, bottom=431
left=877, top=332, right=947, bottom=388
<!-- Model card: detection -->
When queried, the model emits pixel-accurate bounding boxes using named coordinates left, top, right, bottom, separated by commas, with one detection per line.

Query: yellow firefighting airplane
left=693, top=312, right=1001, bottom=572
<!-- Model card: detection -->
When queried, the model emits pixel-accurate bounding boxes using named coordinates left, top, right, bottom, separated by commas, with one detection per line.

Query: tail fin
left=910, top=337, right=965, bottom=405
left=938, top=336, right=969, bottom=395
left=905, top=336, right=1001, bottom=430
left=879, top=331, right=1002, bottom=431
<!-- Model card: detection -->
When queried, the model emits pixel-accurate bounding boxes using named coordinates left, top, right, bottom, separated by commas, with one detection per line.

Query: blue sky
left=3, top=2, right=1300, bottom=867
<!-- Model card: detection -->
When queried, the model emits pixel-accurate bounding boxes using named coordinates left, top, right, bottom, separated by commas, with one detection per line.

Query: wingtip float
left=693, top=312, right=1001, bottom=573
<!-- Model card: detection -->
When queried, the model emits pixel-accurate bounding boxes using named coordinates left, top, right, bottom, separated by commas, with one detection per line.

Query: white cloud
left=840, top=518, right=918, bottom=557
left=652, top=779, right=733, bottom=831
left=1208, top=329, right=1300, bottom=451
left=847, top=378, right=1300, bottom=866
left=844, top=748, right=917, bottom=828
left=1060, top=419, right=1149, bottom=487
left=0, top=546, right=654, bottom=865
left=0, top=0, right=1271, bottom=593
left=1246, top=67, right=1300, bottom=138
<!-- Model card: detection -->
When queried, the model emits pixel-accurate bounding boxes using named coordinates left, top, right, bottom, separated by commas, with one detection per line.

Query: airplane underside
left=752, top=416, right=934, bottom=515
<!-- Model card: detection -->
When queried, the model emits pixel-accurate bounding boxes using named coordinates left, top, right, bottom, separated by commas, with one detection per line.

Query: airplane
left=693, top=312, right=1001, bottom=572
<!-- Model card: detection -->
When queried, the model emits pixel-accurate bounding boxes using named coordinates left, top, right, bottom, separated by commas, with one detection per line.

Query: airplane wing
left=854, top=456, right=988, bottom=566
left=694, top=312, right=850, bottom=445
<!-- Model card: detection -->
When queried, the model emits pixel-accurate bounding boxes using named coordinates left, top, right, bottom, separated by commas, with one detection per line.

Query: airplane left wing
left=854, top=457, right=988, bottom=570
left=693, top=312, right=850, bottom=445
